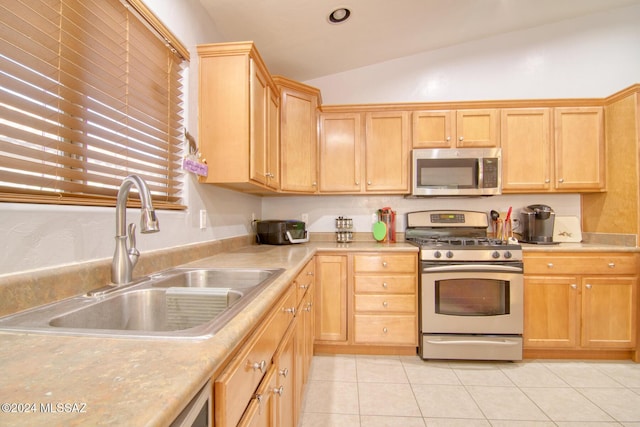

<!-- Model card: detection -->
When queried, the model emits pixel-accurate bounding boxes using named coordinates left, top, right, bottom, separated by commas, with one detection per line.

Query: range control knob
left=492, top=251, right=501, bottom=259
left=446, top=251, right=454, bottom=259
left=433, top=251, right=442, bottom=259
left=504, top=251, right=512, bottom=259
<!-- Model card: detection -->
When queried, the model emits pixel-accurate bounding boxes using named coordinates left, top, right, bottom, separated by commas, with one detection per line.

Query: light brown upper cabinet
left=319, top=111, right=410, bottom=194
left=274, top=77, right=321, bottom=193
left=501, top=107, right=605, bottom=192
left=197, top=42, right=279, bottom=192
left=554, top=107, right=605, bottom=191
left=412, top=109, right=500, bottom=148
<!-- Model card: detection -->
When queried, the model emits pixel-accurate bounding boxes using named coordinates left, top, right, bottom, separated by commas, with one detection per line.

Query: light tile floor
left=299, top=354, right=640, bottom=427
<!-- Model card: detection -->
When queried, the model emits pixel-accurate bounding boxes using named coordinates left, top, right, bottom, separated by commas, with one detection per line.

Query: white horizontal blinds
left=0, top=0, right=186, bottom=208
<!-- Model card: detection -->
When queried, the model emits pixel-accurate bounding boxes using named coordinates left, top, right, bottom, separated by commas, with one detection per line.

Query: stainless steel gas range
left=406, top=210, right=524, bottom=361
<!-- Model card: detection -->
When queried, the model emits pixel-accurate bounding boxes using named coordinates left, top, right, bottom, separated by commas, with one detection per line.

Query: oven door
left=420, top=264, right=523, bottom=335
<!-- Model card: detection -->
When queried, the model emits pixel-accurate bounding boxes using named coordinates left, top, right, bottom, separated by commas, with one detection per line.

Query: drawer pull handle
left=608, top=262, right=615, bottom=268
left=273, top=386, right=284, bottom=396
left=571, top=284, right=577, bottom=289
left=284, top=307, right=296, bottom=315
left=382, top=282, right=388, bottom=289
left=250, top=360, right=267, bottom=373
left=279, top=368, right=289, bottom=378
left=383, top=327, right=388, bottom=334
left=382, top=301, right=388, bottom=308
left=547, top=263, right=554, bottom=268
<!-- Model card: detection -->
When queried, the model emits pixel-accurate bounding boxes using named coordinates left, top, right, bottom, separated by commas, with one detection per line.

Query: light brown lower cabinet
left=314, top=252, right=418, bottom=353
left=213, top=259, right=315, bottom=427
left=523, top=252, right=638, bottom=358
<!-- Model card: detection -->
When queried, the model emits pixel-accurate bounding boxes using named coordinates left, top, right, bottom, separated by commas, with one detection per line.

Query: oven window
left=435, top=278, right=510, bottom=316
left=418, top=158, right=478, bottom=188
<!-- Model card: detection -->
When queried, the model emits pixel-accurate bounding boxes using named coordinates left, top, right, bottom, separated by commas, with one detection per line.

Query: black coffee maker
left=520, top=204, right=556, bottom=244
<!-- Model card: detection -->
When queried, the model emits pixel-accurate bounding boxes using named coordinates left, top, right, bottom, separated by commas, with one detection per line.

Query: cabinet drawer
left=295, top=260, right=315, bottom=305
left=354, top=275, right=416, bottom=294
left=524, top=253, right=637, bottom=275
left=215, top=286, right=296, bottom=427
left=354, top=314, right=416, bottom=345
left=354, top=294, right=416, bottom=313
left=353, top=254, right=417, bottom=273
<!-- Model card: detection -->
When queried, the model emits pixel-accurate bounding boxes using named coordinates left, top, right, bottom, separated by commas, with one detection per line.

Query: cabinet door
left=412, top=110, right=455, bottom=148
left=280, top=87, right=318, bottom=192
left=501, top=108, right=552, bottom=191
left=275, top=323, right=296, bottom=427
left=581, top=277, right=637, bottom=348
left=523, top=276, right=579, bottom=348
left=456, top=109, right=500, bottom=148
left=250, top=59, right=269, bottom=185
left=319, top=113, right=362, bottom=192
left=365, top=112, right=410, bottom=192
left=238, top=365, right=277, bottom=427
left=315, top=255, right=348, bottom=341
left=554, top=107, right=605, bottom=190
left=266, top=87, right=280, bottom=189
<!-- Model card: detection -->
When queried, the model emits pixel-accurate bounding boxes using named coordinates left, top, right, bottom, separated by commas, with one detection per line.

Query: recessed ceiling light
left=328, top=7, right=351, bottom=24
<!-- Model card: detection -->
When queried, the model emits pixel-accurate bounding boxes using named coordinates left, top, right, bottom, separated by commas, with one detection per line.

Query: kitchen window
left=0, top=0, right=188, bottom=209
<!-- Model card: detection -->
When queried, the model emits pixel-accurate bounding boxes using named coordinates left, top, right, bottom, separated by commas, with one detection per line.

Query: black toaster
left=256, top=220, right=308, bottom=245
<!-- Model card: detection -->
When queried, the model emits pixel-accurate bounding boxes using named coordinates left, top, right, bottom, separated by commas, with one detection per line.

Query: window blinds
left=0, top=0, right=187, bottom=208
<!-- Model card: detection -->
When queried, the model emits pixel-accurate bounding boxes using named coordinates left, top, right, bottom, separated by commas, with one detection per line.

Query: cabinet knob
left=571, top=284, right=577, bottom=289
left=547, top=263, right=554, bottom=268
left=299, top=284, right=308, bottom=289
left=283, top=307, right=296, bottom=316
left=446, top=136, right=451, bottom=141
left=273, top=386, right=284, bottom=396
left=382, top=282, right=388, bottom=289
left=367, top=180, right=372, bottom=185
left=545, top=179, right=550, bottom=183
left=382, top=261, right=388, bottom=267
left=382, top=327, right=388, bottom=334
left=459, top=136, right=464, bottom=141
left=250, top=360, right=267, bottom=373
left=279, top=368, right=289, bottom=378
left=558, top=178, right=564, bottom=183
left=586, top=284, right=592, bottom=289
left=307, top=271, right=314, bottom=276
left=608, top=262, right=615, bottom=268
left=304, top=302, right=312, bottom=312
left=312, top=182, right=317, bottom=186
left=382, top=301, right=388, bottom=308
left=355, top=181, right=359, bottom=185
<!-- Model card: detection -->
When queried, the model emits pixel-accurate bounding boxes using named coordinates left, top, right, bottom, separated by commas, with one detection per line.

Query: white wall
left=0, top=0, right=262, bottom=276
left=262, top=4, right=640, bottom=230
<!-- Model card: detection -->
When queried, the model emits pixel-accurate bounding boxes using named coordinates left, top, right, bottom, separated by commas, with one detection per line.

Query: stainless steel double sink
left=0, top=267, right=283, bottom=340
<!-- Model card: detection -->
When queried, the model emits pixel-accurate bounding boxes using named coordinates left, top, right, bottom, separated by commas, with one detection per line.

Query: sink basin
left=0, top=267, right=283, bottom=339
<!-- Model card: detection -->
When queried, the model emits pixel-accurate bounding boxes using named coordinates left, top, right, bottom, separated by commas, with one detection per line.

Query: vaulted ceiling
left=198, top=0, right=640, bottom=81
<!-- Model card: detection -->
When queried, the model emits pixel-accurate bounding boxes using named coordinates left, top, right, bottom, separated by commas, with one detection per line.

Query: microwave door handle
left=422, top=264, right=523, bottom=273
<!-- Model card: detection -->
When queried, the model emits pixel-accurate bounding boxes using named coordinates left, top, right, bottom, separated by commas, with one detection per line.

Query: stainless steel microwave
left=410, top=148, right=502, bottom=197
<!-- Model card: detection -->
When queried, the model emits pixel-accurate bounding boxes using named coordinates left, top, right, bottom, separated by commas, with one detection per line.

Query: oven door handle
left=425, top=338, right=521, bottom=346
left=422, top=264, right=523, bottom=273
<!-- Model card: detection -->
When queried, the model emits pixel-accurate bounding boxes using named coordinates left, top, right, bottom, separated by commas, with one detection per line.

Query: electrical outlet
left=372, top=213, right=378, bottom=223
left=251, top=212, right=256, bottom=222
left=199, top=209, right=207, bottom=230
left=301, top=213, right=309, bottom=223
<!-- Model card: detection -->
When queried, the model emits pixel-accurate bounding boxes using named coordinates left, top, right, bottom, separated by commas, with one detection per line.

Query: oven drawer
left=354, top=294, right=416, bottom=313
left=524, top=253, right=637, bottom=275
left=353, top=254, right=417, bottom=273
left=354, top=314, right=416, bottom=345
left=354, top=275, right=416, bottom=294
